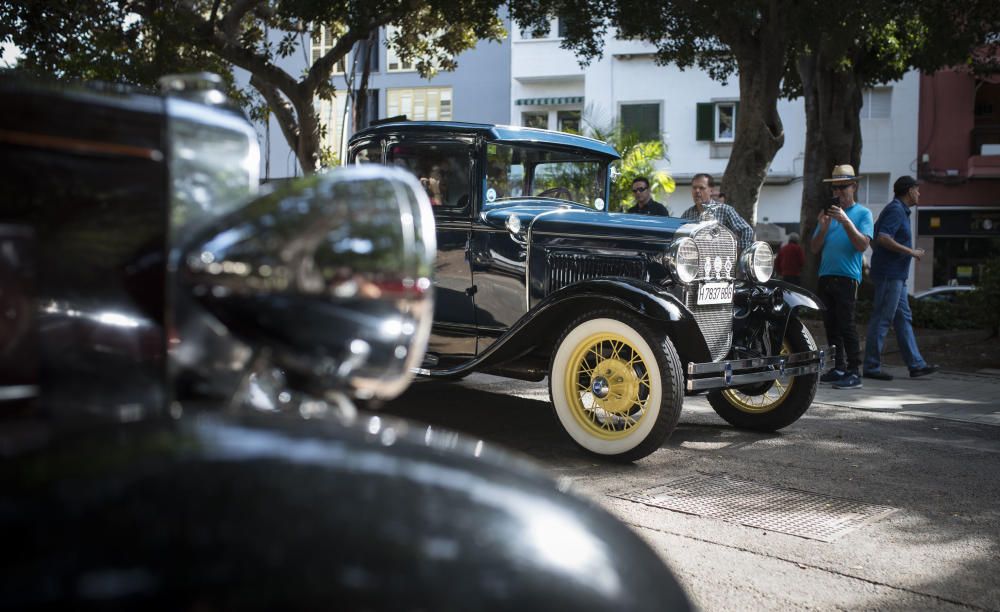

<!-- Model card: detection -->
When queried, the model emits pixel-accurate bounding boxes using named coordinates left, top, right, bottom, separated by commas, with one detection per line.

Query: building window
left=861, top=87, right=892, bottom=119
left=696, top=101, right=738, bottom=142
left=387, top=87, right=452, bottom=121
left=557, top=110, right=581, bottom=134
left=315, top=92, right=349, bottom=158
left=311, top=26, right=346, bottom=73
left=354, top=36, right=379, bottom=74
left=858, top=173, right=890, bottom=206
left=556, top=16, right=569, bottom=38
left=715, top=103, right=736, bottom=142
left=621, top=103, right=661, bottom=142
left=385, top=26, right=417, bottom=72
left=522, top=112, right=548, bottom=129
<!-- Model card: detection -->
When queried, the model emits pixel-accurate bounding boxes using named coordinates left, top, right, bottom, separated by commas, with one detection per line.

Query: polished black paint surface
left=1, top=409, right=689, bottom=610
left=3, top=80, right=691, bottom=610
left=423, top=278, right=710, bottom=380
left=348, top=124, right=731, bottom=378
left=0, top=79, right=169, bottom=420
left=182, top=168, right=435, bottom=400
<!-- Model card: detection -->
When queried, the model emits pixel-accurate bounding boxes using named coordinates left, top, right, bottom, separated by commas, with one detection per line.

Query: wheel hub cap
left=591, top=358, right=641, bottom=414
left=591, top=376, right=610, bottom=398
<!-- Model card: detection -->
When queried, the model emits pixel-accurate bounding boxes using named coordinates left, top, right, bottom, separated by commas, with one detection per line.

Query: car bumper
left=685, top=345, right=834, bottom=392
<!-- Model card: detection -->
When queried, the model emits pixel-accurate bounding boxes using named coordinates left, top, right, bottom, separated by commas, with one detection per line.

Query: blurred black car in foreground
left=0, top=75, right=689, bottom=610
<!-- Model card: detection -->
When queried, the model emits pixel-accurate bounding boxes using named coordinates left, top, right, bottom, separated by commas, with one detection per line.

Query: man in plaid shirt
left=681, top=173, right=754, bottom=253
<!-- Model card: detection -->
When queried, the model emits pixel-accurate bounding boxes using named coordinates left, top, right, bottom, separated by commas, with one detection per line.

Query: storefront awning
left=515, top=96, right=584, bottom=106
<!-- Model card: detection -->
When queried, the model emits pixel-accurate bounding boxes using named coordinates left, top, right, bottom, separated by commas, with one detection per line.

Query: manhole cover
left=616, top=473, right=897, bottom=542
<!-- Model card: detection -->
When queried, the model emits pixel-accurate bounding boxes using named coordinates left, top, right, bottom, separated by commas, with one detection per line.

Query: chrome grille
left=546, top=253, right=646, bottom=294
left=685, top=224, right=738, bottom=361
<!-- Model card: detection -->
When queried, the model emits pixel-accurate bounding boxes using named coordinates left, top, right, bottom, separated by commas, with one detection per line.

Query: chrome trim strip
left=0, top=385, right=39, bottom=401
left=531, top=230, right=673, bottom=242
left=0, top=129, right=164, bottom=161
left=685, top=345, right=833, bottom=392
left=524, top=208, right=572, bottom=310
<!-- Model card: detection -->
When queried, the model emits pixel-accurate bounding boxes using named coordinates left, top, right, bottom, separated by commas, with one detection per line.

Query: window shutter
left=696, top=103, right=714, bottom=141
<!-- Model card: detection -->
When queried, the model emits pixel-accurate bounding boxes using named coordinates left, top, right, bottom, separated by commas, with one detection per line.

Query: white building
left=511, top=18, right=920, bottom=237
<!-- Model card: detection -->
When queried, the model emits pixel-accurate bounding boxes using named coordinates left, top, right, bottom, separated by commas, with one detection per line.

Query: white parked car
left=913, top=285, right=977, bottom=302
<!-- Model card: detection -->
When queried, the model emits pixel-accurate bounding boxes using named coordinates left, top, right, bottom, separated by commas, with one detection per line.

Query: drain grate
left=616, top=473, right=897, bottom=542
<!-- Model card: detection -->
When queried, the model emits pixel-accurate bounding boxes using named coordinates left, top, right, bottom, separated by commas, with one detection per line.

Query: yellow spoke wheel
left=563, top=332, right=651, bottom=439
left=720, top=340, right=794, bottom=414
left=550, top=314, right=681, bottom=461
left=708, top=317, right=819, bottom=433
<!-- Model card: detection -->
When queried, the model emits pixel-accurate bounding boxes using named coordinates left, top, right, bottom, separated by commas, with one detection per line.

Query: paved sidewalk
left=814, top=368, right=1000, bottom=427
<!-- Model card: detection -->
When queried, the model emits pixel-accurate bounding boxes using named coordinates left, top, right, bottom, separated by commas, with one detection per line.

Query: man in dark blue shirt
left=863, top=176, right=939, bottom=380
left=626, top=177, right=670, bottom=216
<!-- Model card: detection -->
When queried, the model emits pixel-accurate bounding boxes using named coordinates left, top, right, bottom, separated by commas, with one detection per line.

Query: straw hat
left=822, top=164, right=862, bottom=183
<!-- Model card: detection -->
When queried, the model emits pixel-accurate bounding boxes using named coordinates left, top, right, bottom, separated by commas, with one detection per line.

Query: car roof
left=351, top=121, right=621, bottom=159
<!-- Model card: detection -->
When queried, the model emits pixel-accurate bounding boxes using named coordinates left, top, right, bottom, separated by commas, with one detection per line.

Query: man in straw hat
left=811, top=164, right=874, bottom=390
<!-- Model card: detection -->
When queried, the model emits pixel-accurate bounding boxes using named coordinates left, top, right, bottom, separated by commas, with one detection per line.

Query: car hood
left=482, top=204, right=687, bottom=247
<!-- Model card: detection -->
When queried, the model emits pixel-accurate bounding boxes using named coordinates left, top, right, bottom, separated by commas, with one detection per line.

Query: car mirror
left=179, top=166, right=436, bottom=402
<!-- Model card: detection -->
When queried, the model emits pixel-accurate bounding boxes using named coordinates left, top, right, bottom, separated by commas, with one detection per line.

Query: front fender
left=423, top=278, right=711, bottom=378
left=735, top=280, right=824, bottom=348
left=765, top=279, right=824, bottom=313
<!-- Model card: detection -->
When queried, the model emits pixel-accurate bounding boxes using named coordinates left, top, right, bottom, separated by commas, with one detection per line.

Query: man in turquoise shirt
left=811, top=165, right=874, bottom=390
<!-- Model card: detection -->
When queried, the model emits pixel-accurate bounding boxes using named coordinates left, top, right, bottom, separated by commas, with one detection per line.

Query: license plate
left=697, top=282, right=734, bottom=305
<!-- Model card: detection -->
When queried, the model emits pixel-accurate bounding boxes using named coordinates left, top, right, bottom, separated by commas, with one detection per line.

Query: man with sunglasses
left=626, top=176, right=670, bottom=216
left=811, top=164, right=875, bottom=390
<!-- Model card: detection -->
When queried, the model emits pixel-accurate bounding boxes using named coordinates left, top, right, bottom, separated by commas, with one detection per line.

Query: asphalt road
left=383, top=372, right=1000, bottom=611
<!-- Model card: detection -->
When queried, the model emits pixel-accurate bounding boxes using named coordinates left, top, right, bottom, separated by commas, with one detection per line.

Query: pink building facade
left=916, top=67, right=1000, bottom=290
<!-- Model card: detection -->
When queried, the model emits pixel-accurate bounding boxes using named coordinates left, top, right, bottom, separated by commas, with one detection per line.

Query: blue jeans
left=864, top=278, right=927, bottom=372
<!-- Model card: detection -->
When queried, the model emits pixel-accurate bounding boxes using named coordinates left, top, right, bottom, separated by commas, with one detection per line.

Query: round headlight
left=667, top=237, right=700, bottom=284
left=740, top=241, right=774, bottom=282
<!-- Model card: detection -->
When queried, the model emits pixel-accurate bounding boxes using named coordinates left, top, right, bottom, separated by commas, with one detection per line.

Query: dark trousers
left=818, top=275, right=861, bottom=373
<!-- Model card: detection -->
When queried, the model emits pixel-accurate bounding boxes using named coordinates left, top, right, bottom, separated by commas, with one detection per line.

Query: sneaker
left=863, top=370, right=894, bottom=381
left=820, top=369, right=846, bottom=383
left=910, top=365, right=940, bottom=378
left=833, top=373, right=863, bottom=389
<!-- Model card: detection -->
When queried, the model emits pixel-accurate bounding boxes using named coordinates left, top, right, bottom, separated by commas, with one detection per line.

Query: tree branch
left=220, top=0, right=261, bottom=45
left=250, top=74, right=299, bottom=155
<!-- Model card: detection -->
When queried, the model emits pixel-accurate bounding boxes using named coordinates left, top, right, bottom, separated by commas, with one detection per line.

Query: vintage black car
left=349, top=122, right=832, bottom=462
left=0, top=76, right=691, bottom=610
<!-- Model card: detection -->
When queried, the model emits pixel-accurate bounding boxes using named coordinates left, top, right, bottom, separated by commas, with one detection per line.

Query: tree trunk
left=292, top=89, right=322, bottom=175
left=352, top=30, right=377, bottom=134
left=719, top=10, right=789, bottom=229
left=796, top=50, right=864, bottom=290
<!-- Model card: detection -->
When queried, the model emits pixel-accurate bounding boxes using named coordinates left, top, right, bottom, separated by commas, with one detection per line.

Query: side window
left=387, top=141, right=472, bottom=211
left=351, top=141, right=382, bottom=164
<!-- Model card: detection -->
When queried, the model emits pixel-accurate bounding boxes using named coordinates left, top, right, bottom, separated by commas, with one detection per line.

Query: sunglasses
left=632, top=186, right=648, bottom=193
left=831, top=184, right=851, bottom=191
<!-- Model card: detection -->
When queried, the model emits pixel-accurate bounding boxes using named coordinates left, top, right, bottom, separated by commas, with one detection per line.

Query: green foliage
left=972, top=257, right=1000, bottom=336
left=1, top=0, right=507, bottom=173
left=909, top=294, right=979, bottom=330
left=584, top=117, right=675, bottom=213
left=856, top=293, right=980, bottom=331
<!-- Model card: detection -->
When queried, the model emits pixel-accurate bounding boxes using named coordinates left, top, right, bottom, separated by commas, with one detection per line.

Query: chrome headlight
left=666, top=237, right=700, bottom=285
left=740, top=241, right=774, bottom=283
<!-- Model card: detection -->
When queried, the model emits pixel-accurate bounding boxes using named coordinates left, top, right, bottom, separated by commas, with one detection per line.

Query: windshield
left=485, top=143, right=607, bottom=210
